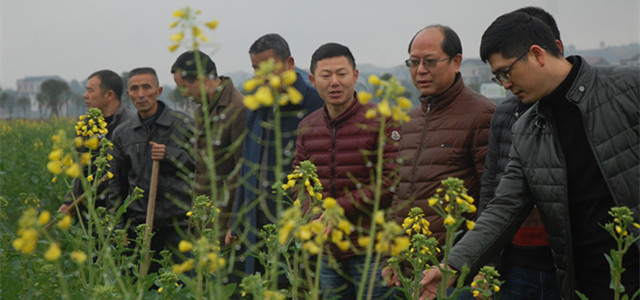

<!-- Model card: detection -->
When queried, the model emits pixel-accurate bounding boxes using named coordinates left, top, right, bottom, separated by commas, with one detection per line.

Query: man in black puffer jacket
left=478, top=7, right=562, bottom=300
left=422, top=12, right=639, bottom=300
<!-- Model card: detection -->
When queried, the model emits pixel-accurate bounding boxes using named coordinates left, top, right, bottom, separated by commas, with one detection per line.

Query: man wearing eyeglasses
left=420, top=12, right=639, bottom=300
left=384, top=25, right=495, bottom=296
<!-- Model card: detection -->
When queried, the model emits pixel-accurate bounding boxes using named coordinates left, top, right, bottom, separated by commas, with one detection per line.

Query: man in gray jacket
left=108, top=67, right=195, bottom=274
left=420, top=12, right=639, bottom=300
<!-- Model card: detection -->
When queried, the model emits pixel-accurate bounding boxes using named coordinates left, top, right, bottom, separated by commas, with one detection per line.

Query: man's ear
left=309, top=73, right=316, bottom=88
left=530, top=45, right=547, bottom=67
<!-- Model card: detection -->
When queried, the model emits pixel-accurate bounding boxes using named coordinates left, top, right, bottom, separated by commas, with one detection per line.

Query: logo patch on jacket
left=391, top=130, right=401, bottom=141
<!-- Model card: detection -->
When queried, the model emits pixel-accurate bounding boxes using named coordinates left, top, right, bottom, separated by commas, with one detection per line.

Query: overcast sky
left=1, top=0, right=638, bottom=89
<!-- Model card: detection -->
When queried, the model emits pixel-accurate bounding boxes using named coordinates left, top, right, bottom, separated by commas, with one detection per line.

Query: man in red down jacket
left=294, top=42, right=399, bottom=299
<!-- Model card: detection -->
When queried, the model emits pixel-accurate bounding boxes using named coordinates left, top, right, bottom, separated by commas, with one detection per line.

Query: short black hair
left=88, top=69, right=123, bottom=101
left=310, top=43, right=356, bottom=74
left=512, top=6, right=561, bottom=43
left=128, top=67, right=159, bottom=86
left=407, top=25, right=462, bottom=58
left=171, top=50, right=217, bottom=81
left=249, top=33, right=291, bottom=62
left=480, top=12, right=562, bottom=63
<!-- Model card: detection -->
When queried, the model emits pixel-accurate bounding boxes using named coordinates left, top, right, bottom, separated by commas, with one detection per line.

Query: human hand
left=58, top=204, right=72, bottom=215
left=225, top=230, right=237, bottom=246
left=419, top=264, right=455, bottom=300
left=382, top=266, right=401, bottom=287
left=149, top=141, right=166, bottom=161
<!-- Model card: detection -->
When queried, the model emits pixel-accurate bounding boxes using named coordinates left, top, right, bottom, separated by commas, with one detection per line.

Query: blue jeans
left=320, top=255, right=394, bottom=300
left=499, top=265, right=560, bottom=300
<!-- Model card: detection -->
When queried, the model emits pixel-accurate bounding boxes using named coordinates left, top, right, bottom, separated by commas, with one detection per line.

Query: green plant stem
left=356, top=116, right=386, bottom=300
left=312, top=249, right=324, bottom=300
left=270, top=103, right=284, bottom=291
left=366, top=250, right=383, bottom=300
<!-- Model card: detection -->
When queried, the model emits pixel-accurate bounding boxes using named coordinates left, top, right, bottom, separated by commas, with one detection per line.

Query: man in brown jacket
left=385, top=25, right=495, bottom=290
left=171, top=50, right=247, bottom=237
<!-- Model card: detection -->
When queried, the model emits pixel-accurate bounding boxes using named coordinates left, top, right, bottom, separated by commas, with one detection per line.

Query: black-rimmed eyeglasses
left=491, top=49, right=530, bottom=85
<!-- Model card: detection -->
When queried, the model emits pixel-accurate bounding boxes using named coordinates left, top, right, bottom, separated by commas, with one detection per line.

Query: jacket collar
left=533, top=56, right=593, bottom=118
left=132, top=101, right=173, bottom=129
left=419, top=72, right=464, bottom=111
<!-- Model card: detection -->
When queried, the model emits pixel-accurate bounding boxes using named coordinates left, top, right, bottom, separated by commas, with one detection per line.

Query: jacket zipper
left=330, top=124, right=337, bottom=198
left=409, top=102, right=431, bottom=195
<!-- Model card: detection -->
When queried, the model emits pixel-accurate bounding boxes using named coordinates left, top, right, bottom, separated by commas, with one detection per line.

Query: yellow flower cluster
left=242, top=59, right=302, bottom=110
left=173, top=237, right=226, bottom=274
left=402, top=207, right=432, bottom=236
left=358, top=212, right=410, bottom=256
left=169, top=6, right=218, bottom=52
left=470, top=266, right=503, bottom=298
left=47, top=130, right=82, bottom=178
left=75, top=108, right=108, bottom=138
left=279, top=197, right=353, bottom=255
left=359, top=75, right=412, bottom=122
left=12, top=207, right=72, bottom=259
left=427, top=179, right=477, bottom=230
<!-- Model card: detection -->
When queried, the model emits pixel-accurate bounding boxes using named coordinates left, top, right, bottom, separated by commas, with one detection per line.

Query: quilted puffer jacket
left=391, top=74, right=495, bottom=245
left=449, top=56, right=640, bottom=300
left=294, top=98, right=399, bottom=260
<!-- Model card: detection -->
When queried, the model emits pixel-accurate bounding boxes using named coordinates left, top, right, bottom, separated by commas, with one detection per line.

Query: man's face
left=84, top=76, right=110, bottom=111
left=408, top=27, right=461, bottom=97
left=250, top=49, right=294, bottom=76
left=488, top=51, right=539, bottom=104
left=310, top=56, right=358, bottom=111
left=173, top=72, right=201, bottom=103
left=127, top=73, right=162, bottom=118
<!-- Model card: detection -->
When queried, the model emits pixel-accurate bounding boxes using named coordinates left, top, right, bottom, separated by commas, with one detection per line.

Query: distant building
left=620, top=53, right=640, bottom=66
left=460, top=58, right=492, bottom=88
left=584, top=57, right=610, bottom=66
left=480, top=83, right=507, bottom=104
left=16, top=75, right=65, bottom=111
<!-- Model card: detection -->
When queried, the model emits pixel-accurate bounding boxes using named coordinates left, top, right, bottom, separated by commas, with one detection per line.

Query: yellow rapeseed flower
left=158, top=287, right=164, bottom=294
left=397, top=97, right=412, bottom=109
left=243, top=78, right=260, bottom=92
left=368, top=74, right=381, bottom=86
left=390, top=236, right=410, bottom=256
left=58, top=215, right=72, bottom=230
left=70, top=251, right=88, bottom=264
left=357, top=236, right=370, bottom=247
left=255, top=86, right=274, bottom=106
left=38, top=211, right=51, bottom=226
left=378, top=100, right=391, bottom=117
left=45, top=243, right=61, bottom=261
left=169, top=21, right=179, bottom=28
left=65, top=163, right=81, bottom=178
left=47, top=161, right=63, bottom=175
left=169, top=44, right=180, bottom=52
left=375, top=211, right=384, bottom=225
left=281, top=70, right=297, bottom=86
left=466, top=220, right=476, bottom=230
left=365, top=109, right=377, bottom=119
left=323, top=197, right=337, bottom=210
left=49, top=149, right=63, bottom=161
left=357, top=91, right=373, bottom=105
left=172, top=9, right=185, bottom=18
left=170, top=32, right=184, bottom=42
left=444, top=214, right=455, bottom=226
left=179, top=240, right=193, bottom=252
left=269, top=75, right=281, bottom=89
left=81, top=152, right=91, bottom=165
left=337, top=219, right=351, bottom=233
left=287, top=87, right=303, bottom=105
left=205, top=20, right=219, bottom=30
left=428, top=198, right=438, bottom=207
left=243, top=95, right=260, bottom=111
left=87, top=174, right=94, bottom=182
left=85, top=138, right=99, bottom=150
